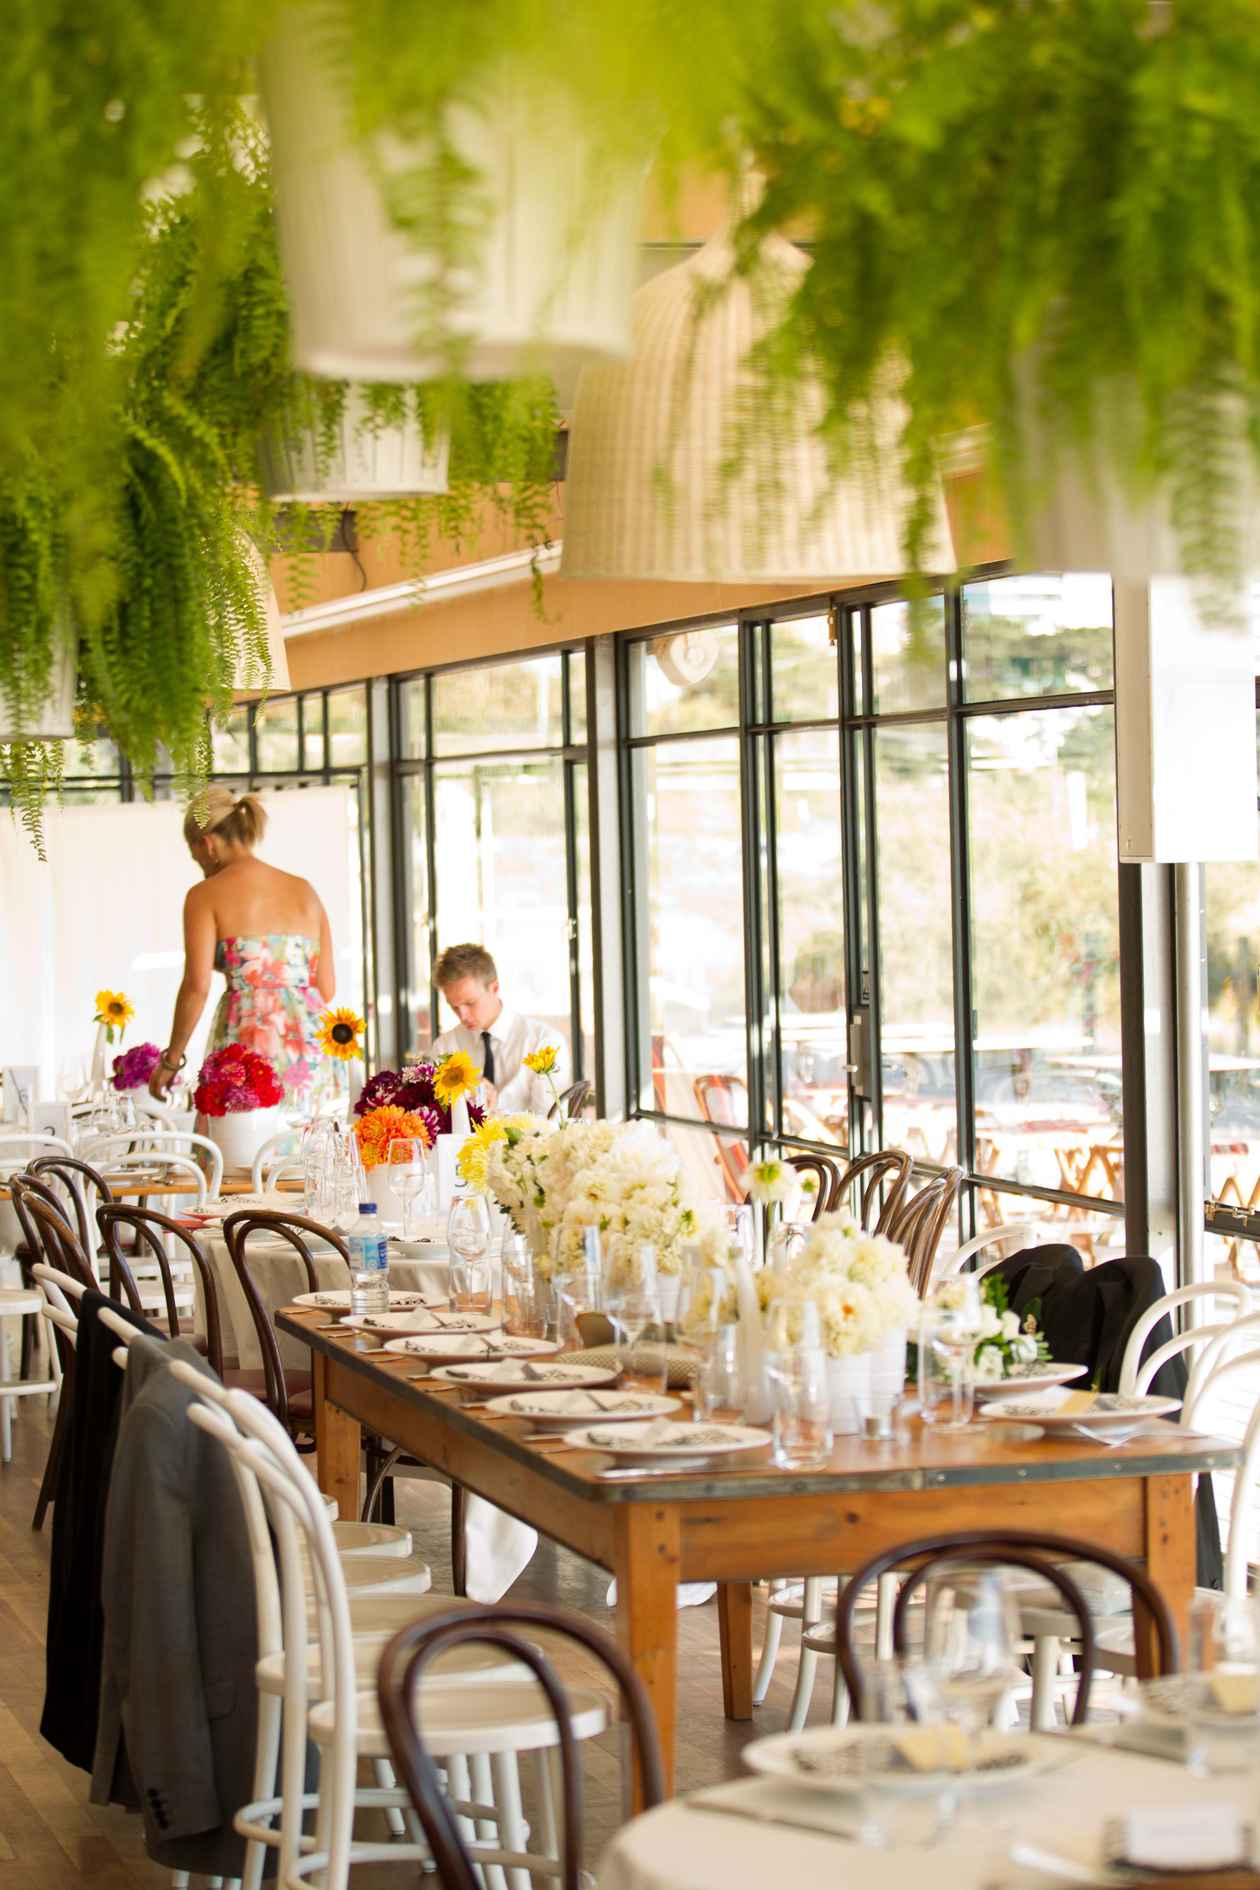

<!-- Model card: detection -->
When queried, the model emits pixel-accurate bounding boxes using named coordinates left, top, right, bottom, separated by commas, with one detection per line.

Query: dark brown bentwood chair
left=786, top=1153, right=844, bottom=1222
left=377, top=1602, right=665, bottom=1890
left=96, top=1204, right=223, bottom=1370
left=885, top=1166, right=964, bottom=1296
left=28, top=1154, right=115, bottom=1256
left=834, top=1148, right=913, bottom=1230
left=11, top=1177, right=100, bottom=1530
left=835, top=1528, right=1178, bottom=1727
left=222, top=1209, right=346, bottom=1445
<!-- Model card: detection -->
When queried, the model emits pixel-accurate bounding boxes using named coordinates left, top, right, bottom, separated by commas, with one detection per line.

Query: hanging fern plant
left=736, top=0, right=1260, bottom=603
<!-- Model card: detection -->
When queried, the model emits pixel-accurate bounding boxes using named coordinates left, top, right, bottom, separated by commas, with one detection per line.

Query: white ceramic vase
left=262, top=18, right=642, bottom=391
left=826, top=1354, right=872, bottom=1435
left=204, top=1104, right=288, bottom=1178
left=868, top=1328, right=909, bottom=1420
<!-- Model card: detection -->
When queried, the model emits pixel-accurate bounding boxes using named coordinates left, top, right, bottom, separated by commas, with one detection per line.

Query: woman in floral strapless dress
left=150, top=789, right=336, bottom=1102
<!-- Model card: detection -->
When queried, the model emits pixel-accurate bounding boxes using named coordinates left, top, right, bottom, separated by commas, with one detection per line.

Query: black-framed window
left=392, top=647, right=593, bottom=1078
left=622, top=572, right=1128, bottom=1248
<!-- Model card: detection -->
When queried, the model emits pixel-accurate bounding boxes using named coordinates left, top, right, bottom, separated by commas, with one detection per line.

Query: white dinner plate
left=973, top=1363, right=1087, bottom=1402
left=382, top=1333, right=561, bottom=1363
left=434, top=1361, right=623, bottom=1398
left=743, top=1725, right=1059, bottom=1796
left=1139, top=1674, right=1260, bottom=1730
left=977, top=1387, right=1180, bottom=1440
left=198, top=1192, right=293, bottom=1218
left=340, top=1307, right=501, bottom=1337
left=565, top=1417, right=770, bottom=1464
left=291, top=1289, right=441, bottom=1312
left=492, top=1390, right=680, bottom=1430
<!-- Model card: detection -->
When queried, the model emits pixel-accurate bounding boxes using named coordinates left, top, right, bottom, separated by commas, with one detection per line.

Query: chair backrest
left=835, top=1528, right=1177, bottom=1726
left=549, top=1079, right=593, bottom=1123
left=78, top=1129, right=225, bottom=1199
left=222, top=1210, right=350, bottom=1432
left=32, top=1261, right=86, bottom=1356
left=692, top=1075, right=750, bottom=1203
left=96, top=1204, right=222, bottom=1370
left=28, top=1154, right=114, bottom=1253
left=251, top=1131, right=301, bottom=1192
left=786, top=1153, right=843, bottom=1223
left=1118, top=1282, right=1254, bottom=1399
left=885, top=1167, right=964, bottom=1295
left=10, top=1178, right=99, bottom=1291
left=0, top=1132, right=73, bottom=1173
left=377, top=1601, right=664, bottom=1890
left=835, top=1148, right=912, bottom=1231
left=934, top=1221, right=1047, bottom=1288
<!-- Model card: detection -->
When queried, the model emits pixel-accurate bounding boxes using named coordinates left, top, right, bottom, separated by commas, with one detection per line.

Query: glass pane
left=401, top=774, right=433, bottom=1050
left=212, top=707, right=250, bottom=773
left=327, top=686, right=368, bottom=767
left=773, top=727, right=848, bottom=1151
left=968, top=705, right=1122, bottom=1201
left=300, top=694, right=327, bottom=773
left=430, top=758, right=573, bottom=1043
left=637, top=737, right=745, bottom=1124
left=771, top=614, right=839, bottom=723
left=874, top=723, right=955, bottom=1160
left=401, top=679, right=426, bottom=758
left=870, top=598, right=946, bottom=714
left=567, top=649, right=587, bottom=745
left=573, top=763, right=595, bottom=1088
left=964, top=572, right=1113, bottom=700
left=1206, top=777, right=1260, bottom=1218
left=432, top=654, right=563, bottom=754
left=630, top=623, right=741, bottom=736
left=65, top=733, right=120, bottom=779
left=651, top=1116, right=745, bottom=1207
left=965, top=1184, right=1126, bottom=1270
left=255, top=696, right=299, bottom=772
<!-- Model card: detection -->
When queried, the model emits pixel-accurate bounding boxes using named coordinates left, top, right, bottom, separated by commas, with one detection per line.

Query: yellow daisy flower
left=457, top=1118, right=508, bottom=1193
left=315, top=1006, right=366, bottom=1061
left=433, top=1049, right=479, bottom=1106
left=94, top=989, right=135, bottom=1043
left=523, top=1045, right=559, bottom=1076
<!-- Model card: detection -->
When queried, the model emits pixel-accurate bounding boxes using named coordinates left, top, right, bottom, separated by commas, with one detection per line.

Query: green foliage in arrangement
left=738, top=0, right=1260, bottom=596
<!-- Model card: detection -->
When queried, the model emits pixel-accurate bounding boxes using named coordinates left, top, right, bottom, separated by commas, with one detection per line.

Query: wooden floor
left=0, top=1392, right=832, bottom=1886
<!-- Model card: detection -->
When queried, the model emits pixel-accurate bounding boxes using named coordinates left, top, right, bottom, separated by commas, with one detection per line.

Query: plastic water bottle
left=348, top=1202, right=389, bottom=1316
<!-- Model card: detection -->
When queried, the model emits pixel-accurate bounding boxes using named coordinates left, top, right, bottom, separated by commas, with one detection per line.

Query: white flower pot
left=262, top=20, right=643, bottom=388
left=259, top=389, right=451, bottom=503
left=204, top=1104, right=288, bottom=1178
left=0, top=615, right=77, bottom=742
left=868, top=1328, right=908, bottom=1420
left=827, top=1354, right=872, bottom=1435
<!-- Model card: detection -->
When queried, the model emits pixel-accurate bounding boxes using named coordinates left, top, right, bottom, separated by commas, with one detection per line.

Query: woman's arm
left=149, top=890, right=217, bottom=1098
left=315, top=901, right=336, bottom=1003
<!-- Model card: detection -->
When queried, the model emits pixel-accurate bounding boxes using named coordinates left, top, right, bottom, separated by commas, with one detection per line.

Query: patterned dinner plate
left=381, top=1333, right=562, bottom=1363
left=291, top=1289, right=441, bottom=1312
left=744, top=1725, right=1056, bottom=1797
left=340, top=1307, right=501, bottom=1336
left=972, top=1363, right=1087, bottom=1402
left=564, top=1417, right=769, bottom=1461
left=434, top=1361, right=623, bottom=1398
left=492, top=1390, right=680, bottom=1430
left=976, top=1388, right=1180, bottom=1438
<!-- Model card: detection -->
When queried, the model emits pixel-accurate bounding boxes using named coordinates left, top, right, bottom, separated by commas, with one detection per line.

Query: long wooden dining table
left=280, top=1307, right=1237, bottom=1804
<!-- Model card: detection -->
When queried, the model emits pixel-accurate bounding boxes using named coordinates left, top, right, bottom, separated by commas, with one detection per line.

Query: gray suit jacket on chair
left=90, top=1335, right=260, bottom=1878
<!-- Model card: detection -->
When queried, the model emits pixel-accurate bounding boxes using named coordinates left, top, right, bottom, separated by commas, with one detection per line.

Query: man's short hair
left=435, top=943, right=498, bottom=989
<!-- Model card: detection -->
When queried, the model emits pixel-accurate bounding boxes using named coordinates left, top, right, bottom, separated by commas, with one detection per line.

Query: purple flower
left=354, top=1066, right=488, bottom=1133
left=111, top=1042, right=161, bottom=1091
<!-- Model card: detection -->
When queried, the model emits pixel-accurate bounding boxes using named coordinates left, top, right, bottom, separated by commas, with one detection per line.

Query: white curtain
left=0, top=785, right=362, bottom=1101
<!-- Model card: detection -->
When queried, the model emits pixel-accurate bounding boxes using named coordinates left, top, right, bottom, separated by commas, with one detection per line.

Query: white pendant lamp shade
left=262, top=15, right=643, bottom=387
left=259, top=388, right=451, bottom=504
left=0, top=618, right=77, bottom=742
left=561, top=233, right=953, bottom=583
left=236, top=538, right=290, bottom=696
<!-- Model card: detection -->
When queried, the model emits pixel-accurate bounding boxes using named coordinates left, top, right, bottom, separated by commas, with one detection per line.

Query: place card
left=1121, top=1806, right=1246, bottom=1871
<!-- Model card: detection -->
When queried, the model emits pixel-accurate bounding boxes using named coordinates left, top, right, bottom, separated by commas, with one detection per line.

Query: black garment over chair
left=40, top=1290, right=162, bottom=1772
left=990, top=1247, right=1223, bottom=1588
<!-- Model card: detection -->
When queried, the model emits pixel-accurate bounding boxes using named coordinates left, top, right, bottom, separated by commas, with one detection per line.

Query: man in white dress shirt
left=429, top=942, right=571, bottom=1116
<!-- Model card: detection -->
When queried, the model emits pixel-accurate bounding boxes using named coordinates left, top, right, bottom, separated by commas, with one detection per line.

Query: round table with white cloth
left=598, top=1735, right=1250, bottom=1890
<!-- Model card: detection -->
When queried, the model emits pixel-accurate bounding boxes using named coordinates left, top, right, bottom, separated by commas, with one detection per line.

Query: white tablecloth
left=599, top=1734, right=1246, bottom=1890
left=193, top=1222, right=536, bottom=1601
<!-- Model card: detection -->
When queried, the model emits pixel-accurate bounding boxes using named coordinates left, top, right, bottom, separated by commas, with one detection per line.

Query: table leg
left=717, top=1582, right=754, bottom=1720
left=313, top=1354, right=361, bottom=1521
left=613, top=1504, right=681, bottom=1805
left=1137, top=1472, right=1195, bottom=1675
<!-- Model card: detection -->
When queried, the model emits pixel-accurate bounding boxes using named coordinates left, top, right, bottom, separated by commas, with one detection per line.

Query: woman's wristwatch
left=158, top=1049, right=188, bottom=1073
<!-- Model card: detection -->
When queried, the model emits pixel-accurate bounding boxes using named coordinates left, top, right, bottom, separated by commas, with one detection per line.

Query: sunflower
left=94, top=988, right=135, bottom=1043
left=433, top=1049, right=479, bottom=1106
left=523, top=1044, right=559, bottom=1076
left=315, top=1006, right=365, bottom=1062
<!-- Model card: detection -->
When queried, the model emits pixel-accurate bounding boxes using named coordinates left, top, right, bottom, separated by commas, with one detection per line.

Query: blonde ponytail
left=183, top=787, right=268, bottom=850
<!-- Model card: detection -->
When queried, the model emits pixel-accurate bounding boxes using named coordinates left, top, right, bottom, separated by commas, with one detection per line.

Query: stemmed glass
left=387, top=1137, right=429, bottom=1241
left=909, top=1563, right=1023, bottom=1737
left=766, top=1219, right=809, bottom=1272
left=447, top=1193, right=493, bottom=1312
left=605, top=1241, right=664, bottom=1387
left=919, top=1277, right=982, bottom=1430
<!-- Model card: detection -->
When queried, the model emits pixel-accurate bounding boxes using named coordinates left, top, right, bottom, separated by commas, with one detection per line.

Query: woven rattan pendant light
left=561, top=230, right=952, bottom=582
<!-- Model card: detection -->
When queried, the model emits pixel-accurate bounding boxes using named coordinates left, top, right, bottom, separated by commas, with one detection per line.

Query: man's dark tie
left=481, top=1030, right=496, bottom=1086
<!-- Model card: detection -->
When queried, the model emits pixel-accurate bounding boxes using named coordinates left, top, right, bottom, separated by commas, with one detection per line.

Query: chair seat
left=1012, top=1560, right=1133, bottom=1639
left=1094, top=1587, right=1221, bottom=1663
left=304, top=1552, right=433, bottom=1607
left=257, top=1603, right=520, bottom=1698
left=308, top=1681, right=608, bottom=1759
left=330, top=1519, right=413, bottom=1559
left=767, top=1580, right=841, bottom=1622
left=0, top=1287, right=43, bottom=1315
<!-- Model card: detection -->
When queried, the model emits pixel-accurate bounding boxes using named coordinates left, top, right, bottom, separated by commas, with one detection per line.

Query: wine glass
left=910, top=1563, right=1023, bottom=1738
left=919, top=1278, right=982, bottom=1430
left=448, top=1194, right=493, bottom=1311
left=767, top=1219, right=809, bottom=1272
left=605, top=1241, right=663, bottom=1386
left=386, top=1137, right=428, bottom=1241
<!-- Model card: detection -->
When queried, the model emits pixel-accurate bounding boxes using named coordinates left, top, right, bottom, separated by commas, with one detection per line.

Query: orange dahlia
left=353, top=1105, right=432, bottom=1171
